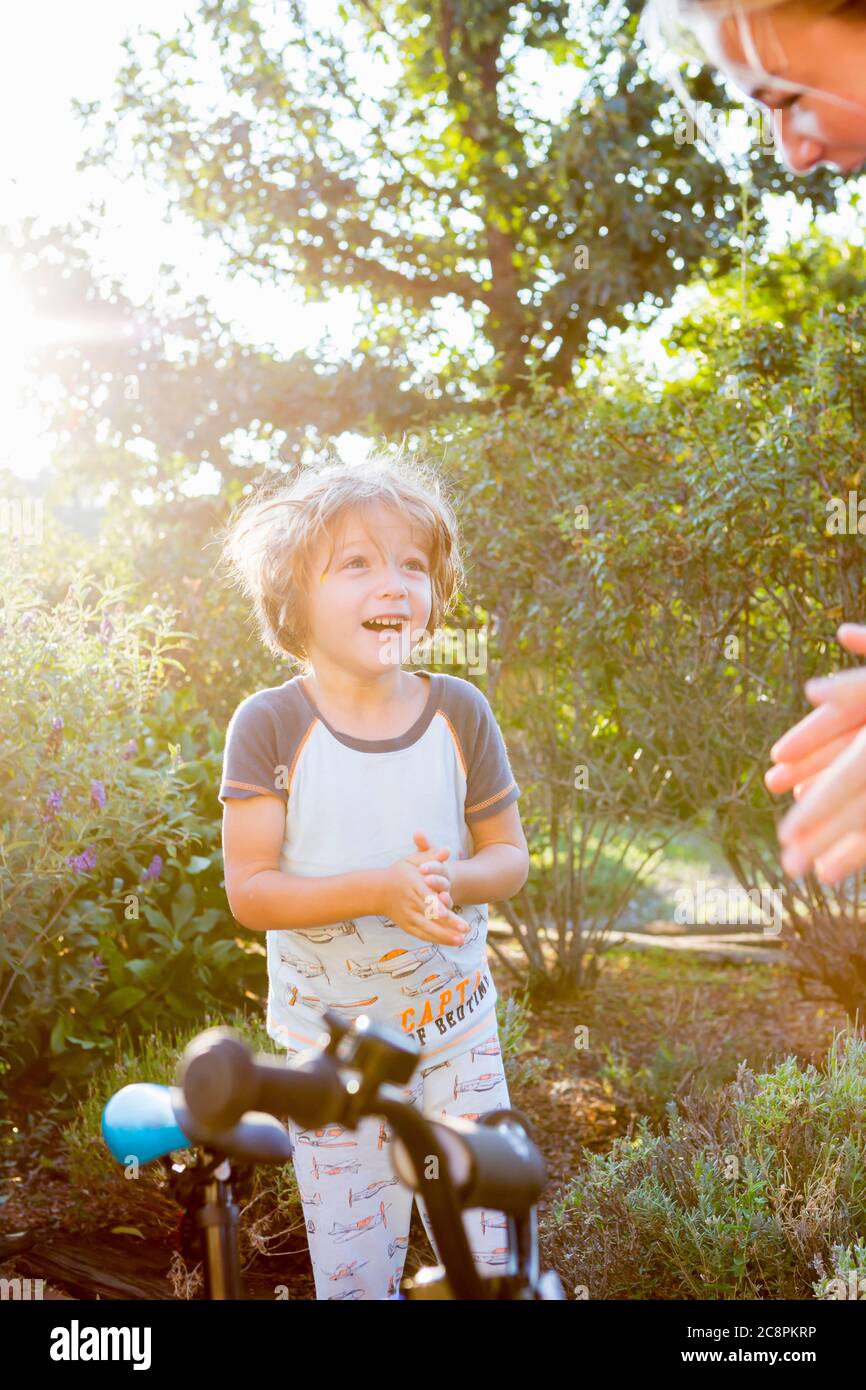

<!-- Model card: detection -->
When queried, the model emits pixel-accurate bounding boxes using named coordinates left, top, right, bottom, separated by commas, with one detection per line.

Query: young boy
left=217, top=454, right=529, bottom=1299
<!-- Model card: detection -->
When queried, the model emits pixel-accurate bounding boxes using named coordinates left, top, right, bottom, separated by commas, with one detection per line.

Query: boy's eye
left=342, top=555, right=428, bottom=571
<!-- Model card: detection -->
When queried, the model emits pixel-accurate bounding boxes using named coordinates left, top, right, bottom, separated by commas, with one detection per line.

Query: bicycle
left=101, top=1007, right=566, bottom=1300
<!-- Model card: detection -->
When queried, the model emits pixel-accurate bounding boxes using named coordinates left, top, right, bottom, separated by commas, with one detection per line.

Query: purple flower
left=90, top=780, right=107, bottom=810
left=42, top=788, right=64, bottom=822
left=143, top=854, right=163, bottom=882
left=99, top=615, right=114, bottom=644
left=66, top=845, right=97, bottom=874
left=90, top=954, right=105, bottom=973
left=21, top=611, right=35, bottom=630
left=51, top=716, right=63, bottom=732
left=122, top=738, right=138, bottom=761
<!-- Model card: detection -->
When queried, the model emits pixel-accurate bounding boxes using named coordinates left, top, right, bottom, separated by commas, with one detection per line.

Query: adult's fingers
left=770, top=700, right=866, bottom=764
left=779, top=786, right=866, bottom=877
left=804, top=666, right=866, bottom=709
left=836, top=623, right=866, bottom=656
left=814, top=829, right=866, bottom=884
left=765, top=729, right=857, bottom=794
left=779, top=727, right=866, bottom=843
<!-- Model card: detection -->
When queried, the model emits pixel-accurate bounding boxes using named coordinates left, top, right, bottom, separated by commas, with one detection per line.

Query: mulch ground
left=0, top=947, right=850, bottom=1300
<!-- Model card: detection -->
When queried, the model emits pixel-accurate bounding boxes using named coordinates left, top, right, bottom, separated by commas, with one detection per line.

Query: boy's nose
left=378, top=571, right=409, bottom=596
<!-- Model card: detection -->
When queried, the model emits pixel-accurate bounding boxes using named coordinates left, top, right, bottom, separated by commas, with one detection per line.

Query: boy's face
left=303, top=502, right=434, bottom=674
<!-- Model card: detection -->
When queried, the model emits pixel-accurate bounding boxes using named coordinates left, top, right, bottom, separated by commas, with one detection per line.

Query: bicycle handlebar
left=180, top=1028, right=342, bottom=1132
left=176, top=1010, right=552, bottom=1299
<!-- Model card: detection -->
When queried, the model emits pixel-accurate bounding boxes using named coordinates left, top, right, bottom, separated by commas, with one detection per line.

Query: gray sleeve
left=460, top=682, right=520, bottom=825
left=218, top=694, right=288, bottom=805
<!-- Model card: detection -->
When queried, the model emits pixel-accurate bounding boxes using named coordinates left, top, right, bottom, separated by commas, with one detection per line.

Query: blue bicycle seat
left=102, top=1083, right=191, bottom=1166
left=102, top=1083, right=295, bottom=1166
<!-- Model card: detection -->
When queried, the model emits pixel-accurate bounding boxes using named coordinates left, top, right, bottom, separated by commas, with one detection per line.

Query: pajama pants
left=282, top=1022, right=512, bottom=1300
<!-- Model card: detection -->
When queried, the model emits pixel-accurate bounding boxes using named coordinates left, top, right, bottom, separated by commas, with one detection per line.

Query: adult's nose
left=773, top=108, right=824, bottom=173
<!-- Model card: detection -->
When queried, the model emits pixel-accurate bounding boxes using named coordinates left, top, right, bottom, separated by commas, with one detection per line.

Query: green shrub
left=419, top=300, right=866, bottom=1011
left=550, top=1027, right=866, bottom=1299
left=0, top=549, right=262, bottom=1087
left=496, top=989, right=551, bottom=1087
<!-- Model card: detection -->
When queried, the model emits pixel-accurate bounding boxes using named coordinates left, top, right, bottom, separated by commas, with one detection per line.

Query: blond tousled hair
left=217, top=447, right=465, bottom=672
left=640, top=0, right=866, bottom=67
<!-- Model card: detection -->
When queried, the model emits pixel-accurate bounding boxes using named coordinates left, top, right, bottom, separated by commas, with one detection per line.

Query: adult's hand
left=767, top=625, right=866, bottom=882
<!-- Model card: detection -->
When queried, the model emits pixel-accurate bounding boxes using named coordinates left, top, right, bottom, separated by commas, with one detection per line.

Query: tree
left=44, top=0, right=840, bottom=473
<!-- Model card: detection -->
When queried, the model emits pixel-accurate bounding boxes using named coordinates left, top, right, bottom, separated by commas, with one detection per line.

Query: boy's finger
left=422, top=877, right=449, bottom=895
left=422, top=893, right=466, bottom=928
left=415, top=911, right=466, bottom=945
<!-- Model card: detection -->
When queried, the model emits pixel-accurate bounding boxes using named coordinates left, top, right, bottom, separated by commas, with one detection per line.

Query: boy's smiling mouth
left=361, top=616, right=410, bottom=630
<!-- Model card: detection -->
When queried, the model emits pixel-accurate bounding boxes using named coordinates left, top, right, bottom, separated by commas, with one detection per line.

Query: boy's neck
left=302, top=665, right=425, bottom=723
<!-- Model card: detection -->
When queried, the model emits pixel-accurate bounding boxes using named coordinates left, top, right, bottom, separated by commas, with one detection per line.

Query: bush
left=550, top=1027, right=866, bottom=1299
left=418, top=299, right=866, bottom=1012
left=0, top=545, right=262, bottom=1087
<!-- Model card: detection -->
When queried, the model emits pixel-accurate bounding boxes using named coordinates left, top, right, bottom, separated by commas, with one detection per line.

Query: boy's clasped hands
left=767, top=623, right=866, bottom=884
left=379, top=830, right=470, bottom=947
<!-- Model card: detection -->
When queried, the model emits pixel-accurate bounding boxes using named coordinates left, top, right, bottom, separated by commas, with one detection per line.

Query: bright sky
left=0, top=1, right=861, bottom=486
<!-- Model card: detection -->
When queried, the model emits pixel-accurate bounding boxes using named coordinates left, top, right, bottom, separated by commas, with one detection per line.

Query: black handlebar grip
left=253, top=1054, right=342, bottom=1129
left=178, top=1029, right=259, bottom=1132
left=178, top=1027, right=344, bottom=1133
left=422, top=1113, right=547, bottom=1215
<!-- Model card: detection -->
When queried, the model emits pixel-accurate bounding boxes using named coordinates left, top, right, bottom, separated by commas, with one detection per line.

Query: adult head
left=639, top=0, right=866, bottom=175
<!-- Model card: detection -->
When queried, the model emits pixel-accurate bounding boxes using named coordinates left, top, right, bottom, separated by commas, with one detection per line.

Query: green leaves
left=102, top=987, right=149, bottom=1018
left=0, top=552, right=260, bottom=1086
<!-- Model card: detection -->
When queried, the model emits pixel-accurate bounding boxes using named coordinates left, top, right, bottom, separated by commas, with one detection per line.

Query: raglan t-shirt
left=218, top=670, right=520, bottom=1066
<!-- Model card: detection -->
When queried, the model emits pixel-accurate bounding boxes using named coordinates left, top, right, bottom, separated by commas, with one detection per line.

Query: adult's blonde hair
left=217, top=446, right=465, bottom=671
left=640, top=0, right=866, bottom=68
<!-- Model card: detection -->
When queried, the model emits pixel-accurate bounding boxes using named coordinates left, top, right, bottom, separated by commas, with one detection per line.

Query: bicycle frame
left=161, top=1150, right=246, bottom=1300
